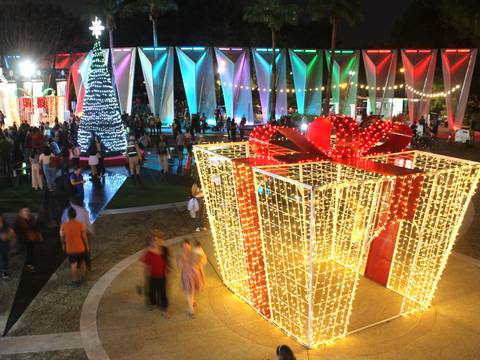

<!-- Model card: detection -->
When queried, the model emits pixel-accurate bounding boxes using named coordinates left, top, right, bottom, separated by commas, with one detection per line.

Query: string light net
left=78, top=41, right=127, bottom=155
left=193, top=143, right=480, bottom=348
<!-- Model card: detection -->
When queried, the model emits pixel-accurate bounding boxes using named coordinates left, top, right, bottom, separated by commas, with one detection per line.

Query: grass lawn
left=106, top=178, right=190, bottom=209
left=0, top=183, right=43, bottom=213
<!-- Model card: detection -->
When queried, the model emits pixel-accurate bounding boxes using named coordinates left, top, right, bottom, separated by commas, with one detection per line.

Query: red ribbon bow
left=249, top=115, right=413, bottom=161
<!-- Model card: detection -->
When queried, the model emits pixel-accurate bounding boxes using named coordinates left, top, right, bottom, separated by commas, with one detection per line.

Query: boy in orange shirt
left=60, top=207, right=88, bottom=287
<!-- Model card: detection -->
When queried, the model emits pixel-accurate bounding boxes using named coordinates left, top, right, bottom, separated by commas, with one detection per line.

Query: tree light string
left=78, top=40, right=127, bottom=154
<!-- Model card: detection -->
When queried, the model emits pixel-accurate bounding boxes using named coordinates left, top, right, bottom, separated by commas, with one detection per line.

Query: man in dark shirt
left=70, top=166, right=85, bottom=201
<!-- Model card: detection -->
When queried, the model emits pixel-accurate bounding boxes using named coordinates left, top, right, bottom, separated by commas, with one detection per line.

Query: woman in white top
left=39, top=148, right=55, bottom=191
left=30, top=150, right=43, bottom=190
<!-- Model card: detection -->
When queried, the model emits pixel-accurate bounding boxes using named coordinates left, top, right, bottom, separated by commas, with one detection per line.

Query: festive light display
left=176, top=46, right=217, bottom=122
left=214, top=47, right=254, bottom=122
left=252, top=48, right=288, bottom=121
left=362, top=50, right=397, bottom=116
left=77, top=39, right=127, bottom=154
left=194, top=115, right=480, bottom=348
left=111, top=48, right=136, bottom=115
left=288, top=49, right=323, bottom=115
left=325, top=50, right=360, bottom=115
left=441, top=48, right=478, bottom=130
left=401, top=49, right=437, bottom=122
left=138, top=47, right=174, bottom=124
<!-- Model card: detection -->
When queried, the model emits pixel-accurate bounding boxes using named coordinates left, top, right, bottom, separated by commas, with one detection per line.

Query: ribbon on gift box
left=245, top=116, right=424, bottom=287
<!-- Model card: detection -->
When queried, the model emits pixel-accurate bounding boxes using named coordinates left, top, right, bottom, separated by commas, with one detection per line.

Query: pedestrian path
left=1, top=230, right=480, bottom=359
left=1, top=168, right=128, bottom=337
left=92, top=235, right=480, bottom=360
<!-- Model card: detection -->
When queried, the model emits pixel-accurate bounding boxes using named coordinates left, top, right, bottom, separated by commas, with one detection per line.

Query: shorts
left=88, top=155, right=99, bottom=166
left=68, top=252, right=86, bottom=264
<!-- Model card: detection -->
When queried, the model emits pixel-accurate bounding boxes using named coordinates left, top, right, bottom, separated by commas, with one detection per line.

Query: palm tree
left=244, top=0, right=298, bottom=121
left=309, top=0, right=363, bottom=115
left=122, top=0, right=178, bottom=47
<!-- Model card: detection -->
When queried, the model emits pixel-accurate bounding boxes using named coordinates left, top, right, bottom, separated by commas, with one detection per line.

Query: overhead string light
left=215, top=80, right=462, bottom=98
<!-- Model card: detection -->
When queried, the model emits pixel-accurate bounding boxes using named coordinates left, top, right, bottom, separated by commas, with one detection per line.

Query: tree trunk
left=270, top=29, right=277, bottom=121
left=152, top=16, right=158, bottom=48
left=324, top=16, right=337, bottom=115
left=109, top=29, right=114, bottom=50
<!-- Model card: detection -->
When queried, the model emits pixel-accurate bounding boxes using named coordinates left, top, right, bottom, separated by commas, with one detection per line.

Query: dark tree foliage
left=0, top=2, right=85, bottom=57
left=391, top=0, right=470, bottom=48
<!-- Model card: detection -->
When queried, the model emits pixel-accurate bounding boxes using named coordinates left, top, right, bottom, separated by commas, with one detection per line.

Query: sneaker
left=187, top=312, right=196, bottom=319
left=195, top=227, right=201, bottom=232
left=201, top=227, right=207, bottom=231
left=2, top=272, right=9, bottom=279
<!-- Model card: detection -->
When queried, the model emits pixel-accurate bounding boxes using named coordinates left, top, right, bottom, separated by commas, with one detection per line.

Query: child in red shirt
left=141, top=230, right=169, bottom=317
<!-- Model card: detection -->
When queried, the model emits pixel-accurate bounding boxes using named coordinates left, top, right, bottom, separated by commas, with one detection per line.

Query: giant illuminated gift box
left=193, top=116, right=480, bottom=348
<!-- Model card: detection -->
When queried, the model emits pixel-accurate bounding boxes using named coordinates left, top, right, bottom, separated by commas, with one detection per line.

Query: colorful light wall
left=288, top=49, right=323, bottom=115
left=138, top=47, right=174, bottom=124
left=401, top=49, right=437, bottom=123
left=441, top=49, right=477, bottom=130
left=214, top=47, right=254, bottom=123
left=112, top=48, right=136, bottom=115
left=325, top=50, right=360, bottom=116
left=176, top=46, right=217, bottom=122
left=362, top=50, right=398, bottom=116
left=252, top=48, right=287, bottom=122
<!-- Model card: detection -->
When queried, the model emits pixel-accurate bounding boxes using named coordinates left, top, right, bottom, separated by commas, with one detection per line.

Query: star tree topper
left=89, top=17, right=105, bottom=39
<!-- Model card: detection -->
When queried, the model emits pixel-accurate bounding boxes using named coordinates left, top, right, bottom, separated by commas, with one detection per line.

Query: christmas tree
left=78, top=32, right=126, bottom=155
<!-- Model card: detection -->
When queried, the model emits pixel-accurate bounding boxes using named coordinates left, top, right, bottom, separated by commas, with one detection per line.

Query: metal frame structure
left=194, top=142, right=480, bottom=348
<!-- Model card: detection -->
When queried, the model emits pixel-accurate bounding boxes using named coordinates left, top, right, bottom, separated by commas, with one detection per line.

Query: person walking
left=14, top=208, right=42, bottom=272
left=187, top=195, right=201, bottom=232
left=231, top=119, right=237, bottom=141
left=176, top=130, right=184, bottom=162
left=141, top=230, right=169, bottom=318
left=60, top=207, right=88, bottom=287
left=39, top=147, right=56, bottom=191
left=30, top=149, right=43, bottom=190
left=71, top=141, right=81, bottom=168
left=156, top=135, right=169, bottom=177
left=126, top=136, right=142, bottom=183
left=183, top=129, right=193, bottom=158
left=193, top=241, right=207, bottom=292
left=240, top=116, right=246, bottom=141
left=191, top=180, right=207, bottom=231
left=0, top=214, right=15, bottom=279
left=176, top=240, right=199, bottom=318
left=70, top=166, right=85, bottom=202
left=61, top=197, right=93, bottom=270
left=96, top=136, right=106, bottom=177
left=60, top=142, right=70, bottom=176
left=87, top=134, right=100, bottom=182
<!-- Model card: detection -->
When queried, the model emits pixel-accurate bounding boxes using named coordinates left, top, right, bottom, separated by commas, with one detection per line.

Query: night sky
left=18, top=0, right=413, bottom=48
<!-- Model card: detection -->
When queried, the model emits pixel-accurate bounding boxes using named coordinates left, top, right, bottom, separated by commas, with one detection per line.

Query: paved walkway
left=3, top=230, right=479, bottom=359
left=94, top=236, right=480, bottom=360
left=1, top=139, right=480, bottom=359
